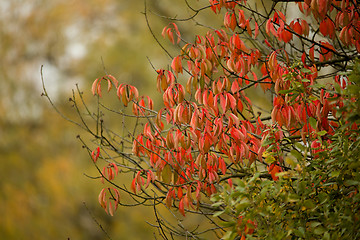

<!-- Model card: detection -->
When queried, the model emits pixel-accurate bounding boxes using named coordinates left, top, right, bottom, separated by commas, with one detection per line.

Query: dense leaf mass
left=75, top=0, right=360, bottom=239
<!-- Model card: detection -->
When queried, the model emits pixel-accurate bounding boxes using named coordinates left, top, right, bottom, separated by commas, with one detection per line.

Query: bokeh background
left=0, top=0, right=224, bottom=239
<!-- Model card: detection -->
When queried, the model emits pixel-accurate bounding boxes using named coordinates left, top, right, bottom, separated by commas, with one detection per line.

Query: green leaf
left=290, top=149, right=303, bottom=161
left=236, top=198, right=250, bottom=212
left=211, top=201, right=224, bottom=207
left=265, top=155, right=276, bottom=164
left=294, top=227, right=306, bottom=238
left=345, top=180, right=360, bottom=186
left=318, top=192, right=328, bottom=204
left=309, top=83, right=325, bottom=89
left=322, top=231, right=330, bottom=240
left=222, top=230, right=237, bottom=240
left=219, top=221, right=236, bottom=228
left=278, top=89, right=293, bottom=94
left=330, top=170, right=340, bottom=177
left=262, top=137, right=274, bottom=147
left=317, top=130, right=327, bottom=136
left=301, top=68, right=312, bottom=73
left=210, top=195, right=220, bottom=202
left=248, top=172, right=260, bottom=183
left=303, top=199, right=316, bottom=210
left=310, top=222, right=322, bottom=228
left=298, top=181, right=307, bottom=194
left=314, top=226, right=326, bottom=235
left=309, top=117, right=317, bottom=129
left=234, top=179, right=245, bottom=188
left=295, top=142, right=306, bottom=151
left=213, top=210, right=225, bottom=217
left=285, top=157, right=296, bottom=167
left=230, top=191, right=242, bottom=199
left=288, top=193, right=300, bottom=202
left=334, top=83, right=341, bottom=94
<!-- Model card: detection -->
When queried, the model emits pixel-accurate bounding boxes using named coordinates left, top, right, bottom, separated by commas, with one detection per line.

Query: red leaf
left=230, top=12, right=237, bottom=31
left=91, top=78, right=100, bottom=96
left=254, top=22, right=259, bottom=39
left=228, top=178, right=233, bottom=188
left=167, top=28, right=175, bottom=44
left=227, top=112, right=240, bottom=127
left=209, top=0, right=219, bottom=13
left=301, top=19, right=309, bottom=36
left=131, top=178, right=137, bottom=194
left=326, top=18, right=335, bottom=39
left=267, top=163, right=282, bottom=181
left=355, top=39, right=360, bottom=53
left=166, top=189, right=174, bottom=208
left=230, top=127, right=245, bottom=144
left=91, top=147, right=100, bottom=163
left=98, top=188, right=107, bottom=209
left=277, top=11, right=286, bottom=22
left=171, top=23, right=181, bottom=44
left=199, top=132, right=212, bottom=154
left=145, top=170, right=152, bottom=189
left=292, top=20, right=303, bottom=36
left=171, top=56, right=183, bottom=76
left=177, top=187, right=183, bottom=200
left=319, top=19, right=328, bottom=37
left=227, top=93, right=237, bottom=111
left=219, top=157, right=226, bottom=175
left=108, top=201, right=114, bottom=216
left=280, top=28, right=292, bottom=43
left=179, top=197, right=185, bottom=216
left=301, top=52, right=306, bottom=65
left=219, top=94, right=227, bottom=113
left=264, top=39, right=273, bottom=49
left=309, top=45, right=315, bottom=62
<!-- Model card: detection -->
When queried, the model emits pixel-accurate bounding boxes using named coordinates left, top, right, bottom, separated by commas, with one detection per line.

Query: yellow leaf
left=162, top=164, right=172, bottom=184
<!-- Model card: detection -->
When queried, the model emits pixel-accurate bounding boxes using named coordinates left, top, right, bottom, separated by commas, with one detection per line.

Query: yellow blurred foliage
left=0, top=0, right=238, bottom=239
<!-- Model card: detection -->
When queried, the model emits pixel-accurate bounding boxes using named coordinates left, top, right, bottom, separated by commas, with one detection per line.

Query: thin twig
left=82, top=202, right=113, bottom=240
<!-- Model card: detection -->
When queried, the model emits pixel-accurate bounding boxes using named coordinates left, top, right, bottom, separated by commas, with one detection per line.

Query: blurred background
left=0, top=0, right=224, bottom=239
left=0, top=0, right=274, bottom=238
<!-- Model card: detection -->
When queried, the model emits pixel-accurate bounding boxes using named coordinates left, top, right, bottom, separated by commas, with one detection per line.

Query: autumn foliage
left=69, top=0, right=360, bottom=239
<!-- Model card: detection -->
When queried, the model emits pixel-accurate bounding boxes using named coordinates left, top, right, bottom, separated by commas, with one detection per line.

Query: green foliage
left=212, top=63, right=360, bottom=239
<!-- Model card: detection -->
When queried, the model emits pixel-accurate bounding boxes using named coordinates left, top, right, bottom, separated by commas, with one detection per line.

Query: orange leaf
left=98, top=188, right=107, bottom=209
left=356, top=39, right=360, bottom=53
left=91, top=147, right=100, bottom=163
left=91, top=78, right=100, bottom=96
left=309, top=45, right=315, bottom=62
left=254, top=22, right=259, bottom=39
left=166, top=28, right=174, bottom=44
left=219, top=157, right=226, bottom=175
left=108, top=201, right=114, bottom=216
left=227, top=93, right=237, bottom=111
left=171, top=23, right=181, bottom=44
left=267, top=163, right=281, bottom=181
left=219, top=94, right=227, bottom=113
left=292, top=20, right=302, bottom=36
left=171, top=56, right=183, bottom=76
left=131, top=178, right=137, bottom=194
left=280, top=28, right=292, bottom=43
left=301, top=19, right=309, bottom=36
left=166, top=189, right=173, bottom=208
left=319, top=19, right=328, bottom=37
left=179, top=197, right=185, bottom=216
left=209, top=0, right=219, bottom=13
